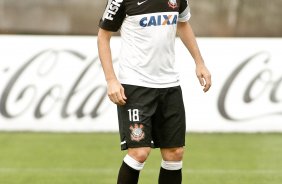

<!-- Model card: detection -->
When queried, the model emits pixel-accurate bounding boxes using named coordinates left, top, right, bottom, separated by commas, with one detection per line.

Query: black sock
left=117, top=161, right=140, bottom=184
left=158, top=167, right=182, bottom=184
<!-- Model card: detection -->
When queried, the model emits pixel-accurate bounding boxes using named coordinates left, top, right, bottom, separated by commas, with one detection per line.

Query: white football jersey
left=100, top=0, right=191, bottom=88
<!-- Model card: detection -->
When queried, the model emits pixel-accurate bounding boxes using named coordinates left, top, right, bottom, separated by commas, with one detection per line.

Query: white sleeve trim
left=178, top=6, right=191, bottom=22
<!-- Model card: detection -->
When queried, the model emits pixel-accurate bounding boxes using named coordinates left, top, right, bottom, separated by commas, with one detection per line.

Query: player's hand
left=196, top=64, right=211, bottom=92
left=107, top=79, right=127, bottom=105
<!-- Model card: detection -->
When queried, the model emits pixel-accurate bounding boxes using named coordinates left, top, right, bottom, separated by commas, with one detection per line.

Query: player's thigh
left=118, top=84, right=158, bottom=150
left=152, top=86, right=186, bottom=148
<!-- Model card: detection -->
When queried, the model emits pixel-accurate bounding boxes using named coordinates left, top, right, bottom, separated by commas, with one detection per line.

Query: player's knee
left=161, top=147, right=184, bottom=161
left=128, top=147, right=151, bottom=163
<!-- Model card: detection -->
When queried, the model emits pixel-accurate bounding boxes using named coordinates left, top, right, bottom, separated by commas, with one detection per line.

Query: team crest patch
left=129, top=124, right=145, bottom=142
left=168, top=0, right=178, bottom=9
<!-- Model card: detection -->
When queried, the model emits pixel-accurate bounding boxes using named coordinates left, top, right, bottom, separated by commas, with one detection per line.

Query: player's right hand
left=107, top=79, right=127, bottom=105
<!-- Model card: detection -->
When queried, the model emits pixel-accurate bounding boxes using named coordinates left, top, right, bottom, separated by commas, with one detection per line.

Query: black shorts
left=117, top=84, right=186, bottom=150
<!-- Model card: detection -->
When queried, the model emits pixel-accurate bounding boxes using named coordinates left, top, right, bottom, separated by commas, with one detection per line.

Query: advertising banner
left=0, top=36, right=281, bottom=132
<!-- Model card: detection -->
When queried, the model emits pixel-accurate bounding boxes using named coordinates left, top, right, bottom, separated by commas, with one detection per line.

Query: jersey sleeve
left=99, top=0, right=126, bottom=32
left=178, top=0, right=191, bottom=22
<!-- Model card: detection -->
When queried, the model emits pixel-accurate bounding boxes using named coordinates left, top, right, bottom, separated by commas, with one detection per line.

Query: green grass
left=0, top=133, right=282, bottom=184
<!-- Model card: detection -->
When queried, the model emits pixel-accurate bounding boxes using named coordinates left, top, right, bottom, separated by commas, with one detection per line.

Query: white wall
left=0, top=36, right=281, bottom=132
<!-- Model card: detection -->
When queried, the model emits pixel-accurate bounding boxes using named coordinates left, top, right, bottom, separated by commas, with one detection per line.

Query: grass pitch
left=0, top=133, right=282, bottom=184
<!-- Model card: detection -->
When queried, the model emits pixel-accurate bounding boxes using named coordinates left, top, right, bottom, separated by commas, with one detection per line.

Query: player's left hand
left=196, top=64, right=211, bottom=92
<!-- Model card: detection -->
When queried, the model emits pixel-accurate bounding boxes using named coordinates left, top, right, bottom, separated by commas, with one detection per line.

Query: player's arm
left=177, top=21, right=212, bottom=92
left=97, top=28, right=126, bottom=105
left=98, top=0, right=127, bottom=105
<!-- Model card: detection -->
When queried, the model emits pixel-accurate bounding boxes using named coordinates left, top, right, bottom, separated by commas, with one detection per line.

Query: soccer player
left=98, top=0, right=211, bottom=183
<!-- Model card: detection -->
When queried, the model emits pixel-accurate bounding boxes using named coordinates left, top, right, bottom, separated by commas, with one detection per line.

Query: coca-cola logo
left=2, top=49, right=281, bottom=124
left=218, top=51, right=282, bottom=121
left=0, top=49, right=115, bottom=119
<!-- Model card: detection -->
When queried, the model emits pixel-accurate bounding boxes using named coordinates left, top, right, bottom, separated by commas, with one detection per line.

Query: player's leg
left=159, top=147, right=184, bottom=184
left=117, top=84, right=158, bottom=184
left=117, top=147, right=151, bottom=184
left=151, top=86, right=186, bottom=184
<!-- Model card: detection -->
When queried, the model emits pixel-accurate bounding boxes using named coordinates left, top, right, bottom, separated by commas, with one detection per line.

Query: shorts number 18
left=128, top=109, right=140, bottom=122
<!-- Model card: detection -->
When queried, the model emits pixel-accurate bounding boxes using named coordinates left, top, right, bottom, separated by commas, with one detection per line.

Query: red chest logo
left=168, top=0, right=178, bottom=9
